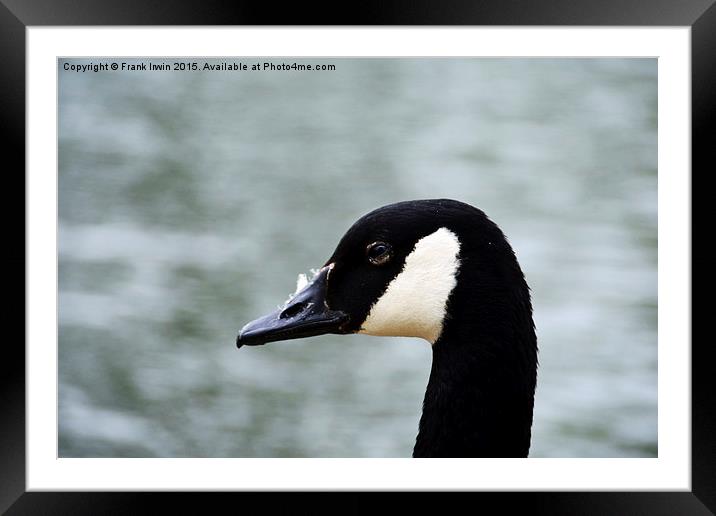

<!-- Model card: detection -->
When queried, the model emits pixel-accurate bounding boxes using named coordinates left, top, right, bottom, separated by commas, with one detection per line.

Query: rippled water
left=58, top=58, right=657, bottom=457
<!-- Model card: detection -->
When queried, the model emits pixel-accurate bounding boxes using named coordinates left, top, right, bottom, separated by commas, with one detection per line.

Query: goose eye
left=366, top=241, right=392, bottom=266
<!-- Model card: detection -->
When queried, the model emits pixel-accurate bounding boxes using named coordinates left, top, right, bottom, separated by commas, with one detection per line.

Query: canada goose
left=236, top=199, right=538, bottom=457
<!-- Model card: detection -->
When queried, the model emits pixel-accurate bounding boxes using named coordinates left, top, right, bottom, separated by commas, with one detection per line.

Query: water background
left=58, top=58, right=657, bottom=457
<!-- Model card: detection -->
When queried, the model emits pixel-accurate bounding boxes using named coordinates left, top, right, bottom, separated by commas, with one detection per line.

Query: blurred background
left=58, top=58, right=657, bottom=458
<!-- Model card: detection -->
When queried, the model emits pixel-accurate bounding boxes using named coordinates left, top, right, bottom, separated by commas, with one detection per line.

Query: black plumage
left=237, top=199, right=538, bottom=457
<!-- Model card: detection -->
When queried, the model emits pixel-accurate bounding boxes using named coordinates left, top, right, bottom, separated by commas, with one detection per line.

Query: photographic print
left=58, top=57, right=657, bottom=459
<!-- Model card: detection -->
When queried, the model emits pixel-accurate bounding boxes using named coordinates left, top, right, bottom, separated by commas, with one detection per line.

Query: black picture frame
left=4, top=1, right=711, bottom=514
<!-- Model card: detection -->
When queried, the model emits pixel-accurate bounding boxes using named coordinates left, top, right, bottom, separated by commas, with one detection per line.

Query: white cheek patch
left=359, top=227, right=461, bottom=344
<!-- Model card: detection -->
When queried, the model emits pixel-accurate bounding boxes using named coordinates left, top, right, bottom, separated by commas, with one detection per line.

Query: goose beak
left=236, top=264, right=349, bottom=348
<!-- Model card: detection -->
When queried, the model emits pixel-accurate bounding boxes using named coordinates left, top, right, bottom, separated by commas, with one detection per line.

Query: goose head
left=236, top=199, right=537, bottom=457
